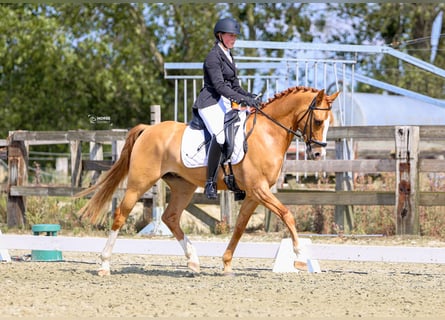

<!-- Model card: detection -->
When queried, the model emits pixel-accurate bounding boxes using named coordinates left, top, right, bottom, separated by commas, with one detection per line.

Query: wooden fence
left=2, top=124, right=445, bottom=235
left=279, top=125, right=445, bottom=234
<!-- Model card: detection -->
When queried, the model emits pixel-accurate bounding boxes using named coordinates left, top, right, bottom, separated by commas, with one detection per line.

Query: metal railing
left=164, top=59, right=355, bottom=124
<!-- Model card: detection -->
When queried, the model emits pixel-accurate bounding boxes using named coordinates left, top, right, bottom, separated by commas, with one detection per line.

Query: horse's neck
left=264, top=95, right=306, bottom=131
left=253, top=101, right=299, bottom=153
left=259, top=94, right=311, bottom=150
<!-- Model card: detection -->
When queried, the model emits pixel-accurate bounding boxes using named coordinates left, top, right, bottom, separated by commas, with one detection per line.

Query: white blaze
left=320, top=115, right=330, bottom=157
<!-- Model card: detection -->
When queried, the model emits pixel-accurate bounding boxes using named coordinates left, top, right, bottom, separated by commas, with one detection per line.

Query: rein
left=250, top=93, right=332, bottom=148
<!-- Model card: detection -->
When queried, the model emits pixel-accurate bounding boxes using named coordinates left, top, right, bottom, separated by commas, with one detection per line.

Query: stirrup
left=204, top=181, right=218, bottom=200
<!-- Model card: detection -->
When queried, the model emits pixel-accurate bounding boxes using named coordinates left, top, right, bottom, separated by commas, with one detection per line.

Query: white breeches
left=198, top=96, right=231, bottom=145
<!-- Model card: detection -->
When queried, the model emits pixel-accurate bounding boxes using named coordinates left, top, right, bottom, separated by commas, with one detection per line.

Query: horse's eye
left=314, top=120, right=323, bottom=126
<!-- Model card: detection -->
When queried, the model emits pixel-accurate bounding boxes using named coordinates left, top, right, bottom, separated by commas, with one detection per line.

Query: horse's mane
left=262, top=86, right=319, bottom=107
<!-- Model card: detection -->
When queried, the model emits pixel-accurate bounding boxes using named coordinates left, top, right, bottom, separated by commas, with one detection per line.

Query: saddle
left=189, top=108, right=247, bottom=200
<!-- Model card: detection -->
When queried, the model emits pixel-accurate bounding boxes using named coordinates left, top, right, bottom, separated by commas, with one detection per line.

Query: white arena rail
left=1, top=235, right=444, bottom=273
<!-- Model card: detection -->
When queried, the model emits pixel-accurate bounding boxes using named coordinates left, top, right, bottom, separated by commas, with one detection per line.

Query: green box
left=31, top=224, right=63, bottom=262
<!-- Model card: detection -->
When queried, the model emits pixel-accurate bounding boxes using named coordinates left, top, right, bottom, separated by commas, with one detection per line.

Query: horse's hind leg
left=162, top=174, right=200, bottom=272
left=98, top=186, right=147, bottom=276
left=100, top=189, right=142, bottom=275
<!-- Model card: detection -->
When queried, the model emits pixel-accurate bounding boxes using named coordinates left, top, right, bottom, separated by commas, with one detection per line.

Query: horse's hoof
left=187, top=261, right=200, bottom=273
left=294, top=260, right=308, bottom=271
left=223, top=271, right=236, bottom=277
left=98, top=269, right=111, bottom=277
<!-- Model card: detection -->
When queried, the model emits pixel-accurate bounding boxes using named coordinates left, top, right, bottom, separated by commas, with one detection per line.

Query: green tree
left=54, top=3, right=168, bottom=127
left=4, top=3, right=441, bottom=138
left=0, top=3, right=321, bottom=136
left=0, top=3, right=170, bottom=136
left=0, top=4, right=85, bottom=134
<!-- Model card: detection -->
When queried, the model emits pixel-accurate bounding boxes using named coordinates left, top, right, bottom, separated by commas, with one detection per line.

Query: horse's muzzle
left=306, top=140, right=327, bottom=160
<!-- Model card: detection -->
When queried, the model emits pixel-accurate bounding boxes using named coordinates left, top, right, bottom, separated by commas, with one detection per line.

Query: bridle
left=250, top=93, right=332, bottom=151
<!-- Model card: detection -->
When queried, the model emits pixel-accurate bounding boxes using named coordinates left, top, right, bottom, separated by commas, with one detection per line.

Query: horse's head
left=299, top=89, right=340, bottom=160
left=258, top=86, right=340, bottom=160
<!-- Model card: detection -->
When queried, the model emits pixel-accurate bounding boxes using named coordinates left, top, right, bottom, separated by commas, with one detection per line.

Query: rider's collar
left=218, top=42, right=232, bottom=62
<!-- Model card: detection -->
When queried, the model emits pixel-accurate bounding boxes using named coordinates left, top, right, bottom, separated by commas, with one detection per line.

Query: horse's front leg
left=222, top=199, right=259, bottom=274
left=253, top=187, right=306, bottom=270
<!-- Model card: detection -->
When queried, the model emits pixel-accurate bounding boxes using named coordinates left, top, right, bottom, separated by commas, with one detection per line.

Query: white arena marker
left=0, top=230, right=11, bottom=263
left=0, top=249, right=10, bottom=262
left=307, top=259, right=321, bottom=273
left=272, top=238, right=320, bottom=273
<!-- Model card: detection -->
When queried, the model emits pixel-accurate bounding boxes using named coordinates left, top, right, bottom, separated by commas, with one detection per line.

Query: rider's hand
left=243, top=97, right=261, bottom=108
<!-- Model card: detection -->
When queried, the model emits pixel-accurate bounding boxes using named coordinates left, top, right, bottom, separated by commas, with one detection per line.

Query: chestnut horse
left=77, top=86, right=340, bottom=276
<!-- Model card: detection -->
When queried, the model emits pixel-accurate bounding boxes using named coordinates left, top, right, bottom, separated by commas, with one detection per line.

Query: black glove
left=242, top=96, right=261, bottom=108
left=251, top=92, right=263, bottom=100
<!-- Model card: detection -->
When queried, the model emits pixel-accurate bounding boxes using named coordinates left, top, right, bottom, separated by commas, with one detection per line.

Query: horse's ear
left=328, top=91, right=341, bottom=102
left=316, top=89, right=325, bottom=105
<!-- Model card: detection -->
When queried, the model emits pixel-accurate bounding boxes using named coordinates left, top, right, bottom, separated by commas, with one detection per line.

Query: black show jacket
left=193, top=44, right=252, bottom=109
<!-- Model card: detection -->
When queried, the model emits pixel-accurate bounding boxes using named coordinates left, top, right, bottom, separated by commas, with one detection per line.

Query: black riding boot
left=204, top=137, right=223, bottom=199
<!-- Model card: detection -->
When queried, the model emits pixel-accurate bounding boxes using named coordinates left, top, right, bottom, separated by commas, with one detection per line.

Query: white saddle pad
left=181, top=111, right=248, bottom=168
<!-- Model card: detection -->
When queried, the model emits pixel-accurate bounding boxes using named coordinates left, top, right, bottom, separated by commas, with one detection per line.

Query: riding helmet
left=214, top=18, right=241, bottom=38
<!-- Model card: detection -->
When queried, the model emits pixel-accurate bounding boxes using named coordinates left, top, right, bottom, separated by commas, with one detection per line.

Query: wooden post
left=111, top=130, right=126, bottom=215
left=395, top=126, right=420, bottom=235
left=70, top=140, right=82, bottom=187
left=220, top=190, right=235, bottom=229
left=150, top=105, right=165, bottom=219
left=111, top=131, right=126, bottom=164
left=89, top=142, right=103, bottom=186
left=7, top=134, right=28, bottom=227
left=334, top=139, right=354, bottom=232
left=264, top=184, right=278, bottom=232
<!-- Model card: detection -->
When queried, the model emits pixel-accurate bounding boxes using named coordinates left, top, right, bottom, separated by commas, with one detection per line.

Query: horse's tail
left=76, top=124, right=148, bottom=225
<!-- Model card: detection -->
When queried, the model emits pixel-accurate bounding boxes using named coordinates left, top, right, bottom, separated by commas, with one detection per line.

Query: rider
left=193, top=17, right=260, bottom=200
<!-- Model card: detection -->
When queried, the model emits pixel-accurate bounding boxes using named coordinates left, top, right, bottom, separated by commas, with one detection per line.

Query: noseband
left=254, top=94, right=332, bottom=150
